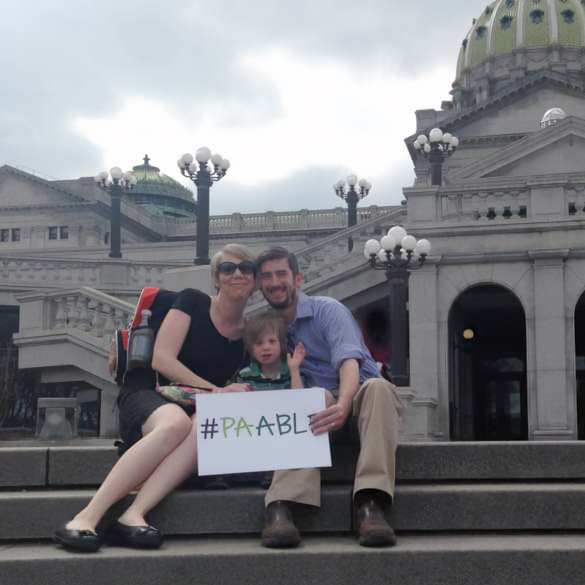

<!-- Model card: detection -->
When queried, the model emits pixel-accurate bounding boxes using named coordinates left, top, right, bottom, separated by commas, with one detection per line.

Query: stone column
left=529, top=250, right=574, bottom=439
left=405, top=262, right=440, bottom=440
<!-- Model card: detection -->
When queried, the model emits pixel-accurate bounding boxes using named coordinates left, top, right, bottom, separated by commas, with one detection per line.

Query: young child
left=235, top=310, right=305, bottom=390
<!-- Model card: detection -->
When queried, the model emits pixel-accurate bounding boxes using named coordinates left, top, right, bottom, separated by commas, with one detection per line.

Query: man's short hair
left=244, top=310, right=289, bottom=362
left=256, top=247, right=299, bottom=277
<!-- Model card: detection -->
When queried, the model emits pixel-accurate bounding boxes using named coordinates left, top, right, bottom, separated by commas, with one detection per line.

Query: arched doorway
left=449, top=284, right=528, bottom=441
left=575, top=292, right=585, bottom=439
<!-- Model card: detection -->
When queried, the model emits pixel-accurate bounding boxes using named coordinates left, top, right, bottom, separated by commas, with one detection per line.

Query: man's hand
left=309, top=400, right=351, bottom=436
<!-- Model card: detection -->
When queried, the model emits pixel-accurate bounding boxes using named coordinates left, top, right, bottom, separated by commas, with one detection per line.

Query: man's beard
left=265, top=286, right=296, bottom=310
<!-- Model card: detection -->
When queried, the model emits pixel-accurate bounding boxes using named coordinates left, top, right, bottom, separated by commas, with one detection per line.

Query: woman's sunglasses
left=217, top=261, right=257, bottom=276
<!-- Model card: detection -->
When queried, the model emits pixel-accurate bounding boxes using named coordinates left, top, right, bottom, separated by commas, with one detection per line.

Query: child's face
left=252, top=329, right=282, bottom=366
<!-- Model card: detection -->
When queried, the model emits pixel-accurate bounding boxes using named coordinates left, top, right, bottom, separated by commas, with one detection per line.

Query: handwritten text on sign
left=195, top=387, right=331, bottom=476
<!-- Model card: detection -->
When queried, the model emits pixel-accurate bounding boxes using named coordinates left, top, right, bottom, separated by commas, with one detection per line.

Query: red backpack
left=111, top=287, right=180, bottom=386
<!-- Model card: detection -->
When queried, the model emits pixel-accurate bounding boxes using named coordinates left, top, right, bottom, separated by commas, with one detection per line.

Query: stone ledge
left=4, top=534, right=585, bottom=585
left=0, top=448, right=47, bottom=487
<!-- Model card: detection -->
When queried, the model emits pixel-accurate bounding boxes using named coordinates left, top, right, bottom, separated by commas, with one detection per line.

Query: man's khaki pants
left=265, top=378, right=403, bottom=507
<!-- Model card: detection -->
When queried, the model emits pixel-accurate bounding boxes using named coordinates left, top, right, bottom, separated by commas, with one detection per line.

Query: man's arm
left=309, top=358, right=359, bottom=436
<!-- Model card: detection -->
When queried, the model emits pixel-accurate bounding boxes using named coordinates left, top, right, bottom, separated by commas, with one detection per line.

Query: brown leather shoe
left=261, top=501, right=301, bottom=548
left=354, top=492, right=397, bottom=547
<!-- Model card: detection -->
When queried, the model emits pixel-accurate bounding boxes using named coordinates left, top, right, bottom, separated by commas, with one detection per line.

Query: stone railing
left=295, top=207, right=405, bottom=283
left=439, top=189, right=530, bottom=222
left=158, top=205, right=394, bottom=236
left=0, top=257, right=190, bottom=291
left=15, top=287, right=135, bottom=350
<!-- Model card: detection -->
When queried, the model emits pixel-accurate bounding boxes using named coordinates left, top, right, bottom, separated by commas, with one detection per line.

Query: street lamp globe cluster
left=364, top=226, right=431, bottom=388
left=334, top=175, right=371, bottom=227
left=364, top=225, right=431, bottom=272
left=95, top=167, right=138, bottom=259
left=413, top=128, right=459, bottom=186
left=178, top=147, right=230, bottom=265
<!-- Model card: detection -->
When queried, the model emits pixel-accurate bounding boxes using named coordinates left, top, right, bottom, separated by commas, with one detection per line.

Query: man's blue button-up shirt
left=289, top=292, right=381, bottom=392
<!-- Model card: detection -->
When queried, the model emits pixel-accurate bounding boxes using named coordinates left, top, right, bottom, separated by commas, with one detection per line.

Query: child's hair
left=244, top=311, right=288, bottom=362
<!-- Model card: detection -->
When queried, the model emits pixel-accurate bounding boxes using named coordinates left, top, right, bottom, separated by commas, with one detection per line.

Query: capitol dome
left=452, top=0, right=585, bottom=109
left=128, top=155, right=196, bottom=218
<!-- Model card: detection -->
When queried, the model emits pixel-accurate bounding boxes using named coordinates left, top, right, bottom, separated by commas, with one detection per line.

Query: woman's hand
left=287, top=342, right=306, bottom=369
left=216, top=383, right=252, bottom=393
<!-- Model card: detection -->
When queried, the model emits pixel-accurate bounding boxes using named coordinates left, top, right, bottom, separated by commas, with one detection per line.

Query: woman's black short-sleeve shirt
left=170, top=288, right=245, bottom=387
left=123, top=288, right=245, bottom=389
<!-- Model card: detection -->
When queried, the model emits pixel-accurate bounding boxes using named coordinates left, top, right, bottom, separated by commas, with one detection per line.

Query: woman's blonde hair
left=210, top=243, right=256, bottom=291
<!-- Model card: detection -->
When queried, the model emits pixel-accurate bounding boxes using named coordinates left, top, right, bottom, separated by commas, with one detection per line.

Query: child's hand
left=287, top=342, right=306, bottom=369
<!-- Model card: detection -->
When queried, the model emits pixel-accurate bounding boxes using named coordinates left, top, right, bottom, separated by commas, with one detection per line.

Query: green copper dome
left=129, top=155, right=196, bottom=218
left=456, top=0, right=585, bottom=80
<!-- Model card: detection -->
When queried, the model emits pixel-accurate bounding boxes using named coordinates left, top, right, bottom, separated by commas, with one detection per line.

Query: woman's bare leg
left=118, top=413, right=199, bottom=526
left=65, top=403, right=192, bottom=533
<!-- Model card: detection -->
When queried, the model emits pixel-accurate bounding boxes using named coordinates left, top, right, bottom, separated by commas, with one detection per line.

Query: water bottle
left=127, top=309, right=155, bottom=370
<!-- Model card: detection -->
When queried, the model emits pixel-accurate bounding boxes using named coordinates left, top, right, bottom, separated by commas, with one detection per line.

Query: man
left=256, top=247, right=404, bottom=548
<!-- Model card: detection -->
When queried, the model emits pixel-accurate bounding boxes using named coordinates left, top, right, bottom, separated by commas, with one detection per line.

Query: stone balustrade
left=440, top=189, right=530, bottom=222
left=0, top=257, right=189, bottom=291
left=159, top=205, right=393, bottom=235
left=15, top=287, right=135, bottom=349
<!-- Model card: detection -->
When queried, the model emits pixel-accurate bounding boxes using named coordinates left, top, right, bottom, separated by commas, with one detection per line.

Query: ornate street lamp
left=95, top=167, right=137, bottom=259
left=364, top=226, right=431, bottom=387
left=178, top=147, right=230, bottom=265
left=334, top=175, right=371, bottom=227
left=413, top=128, right=459, bottom=186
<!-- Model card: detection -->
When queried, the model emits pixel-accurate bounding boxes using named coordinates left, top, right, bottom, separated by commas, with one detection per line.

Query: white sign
left=195, top=387, right=331, bottom=476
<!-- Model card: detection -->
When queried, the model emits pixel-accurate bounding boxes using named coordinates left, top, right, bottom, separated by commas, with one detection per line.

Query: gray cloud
left=0, top=0, right=489, bottom=199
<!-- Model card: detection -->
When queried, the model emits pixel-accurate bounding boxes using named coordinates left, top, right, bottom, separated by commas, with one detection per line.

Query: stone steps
left=4, top=482, right=585, bottom=541
left=3, top=534, right=585, bottom=585
left=4, top=440, right=585, bottom=488
left=3, top=441, right=585, bottom=584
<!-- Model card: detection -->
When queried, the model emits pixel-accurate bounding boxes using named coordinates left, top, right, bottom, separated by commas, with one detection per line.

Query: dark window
left=506, top=0, right=514, bottom=7
left=561, top=10, right=575, bottom=24
left=476, top=25, right=487, bottom=38
left=485, top=6, right=493, bottom=15
left=11, top=228, right=20, bottom=242
left=530, top=10, right=544, bottom=24
left=48, top=226, right=58, bottom=240
left=462, top=38, right=468, bottom=48
left=104, top=232, right=110, bottom=245
left=0, top=229, right=9, bottom=242
left=59, top=226, right=69, bottom=240
left=501, top=15, right=514, bottom=30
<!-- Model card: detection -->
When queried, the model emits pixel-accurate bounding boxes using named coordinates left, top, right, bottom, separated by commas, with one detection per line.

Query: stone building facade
left=2, top=0, right=585, bottom=442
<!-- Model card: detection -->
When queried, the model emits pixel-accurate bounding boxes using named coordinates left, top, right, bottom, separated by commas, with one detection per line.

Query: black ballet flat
left=105, top=519, right=163, bottom=549
left=54, top=525, right=102, bottom=553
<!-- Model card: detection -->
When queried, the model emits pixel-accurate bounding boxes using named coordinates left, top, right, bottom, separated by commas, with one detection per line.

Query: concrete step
left=3, top=533, right=585, bottom=585
left=4, top=441, right=585, bottom=488
left=4, top=482, right=585, bottom=541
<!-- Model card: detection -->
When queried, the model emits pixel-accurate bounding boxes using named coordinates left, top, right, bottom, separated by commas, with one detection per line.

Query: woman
left=54, top=243, right=256, bottom=552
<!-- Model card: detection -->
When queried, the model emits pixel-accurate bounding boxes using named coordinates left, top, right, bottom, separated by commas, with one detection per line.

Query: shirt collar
left=294, top=291, right=314, bottom=320
left=250, top=361, right=289, bottom=378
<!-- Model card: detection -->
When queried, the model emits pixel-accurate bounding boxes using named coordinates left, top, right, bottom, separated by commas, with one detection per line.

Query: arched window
left=561, top=10, right=575, bottom=24
left=476, top=25, right=487, bottom=38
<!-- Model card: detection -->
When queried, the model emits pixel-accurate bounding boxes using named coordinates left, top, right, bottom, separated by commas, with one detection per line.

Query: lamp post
left=364, top=226, right=431, bottom=387
left=95, top=167, right=137, bottom=259
left=413, top=128, right=459, bottom=186
left=178, top=147, right=230, bottom=265
left=334, top=175, right=371, bottom=227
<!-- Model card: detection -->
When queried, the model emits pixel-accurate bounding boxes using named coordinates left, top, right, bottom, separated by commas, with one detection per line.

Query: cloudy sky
left=1, top=0, right=490, bottom=215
